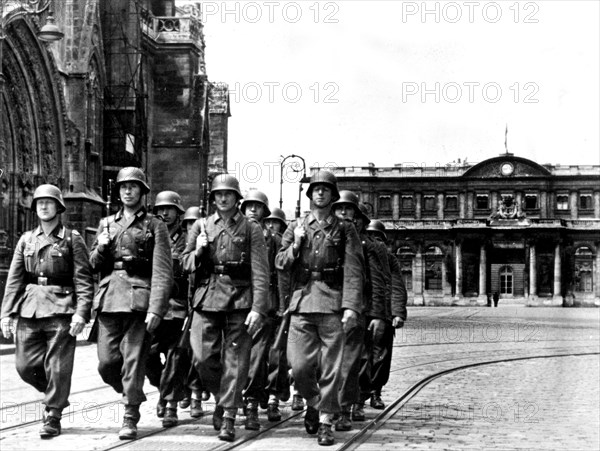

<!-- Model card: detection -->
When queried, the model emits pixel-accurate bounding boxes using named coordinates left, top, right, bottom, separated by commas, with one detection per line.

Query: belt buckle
left=38, top=276, right=48, bottom=286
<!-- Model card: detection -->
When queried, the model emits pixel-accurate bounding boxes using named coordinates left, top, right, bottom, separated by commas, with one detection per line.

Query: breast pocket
left=23, top=244, right=36, bottom=273
left=324, top=236, right=343, bottom=266
left=49, top=246, right=70, bottom=274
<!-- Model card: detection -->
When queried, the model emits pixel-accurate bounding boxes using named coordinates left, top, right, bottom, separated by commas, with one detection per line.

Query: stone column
left=595, top=246, right=600, bottom=302
left=477, top=243, right=487, bottom=305
left=594, top=191, right=600, bottom=219
left=454, top=241, right=463, bottom=302
left=415, top=192, right=422, bottom=220
left=570, top=190, right=578, bottom=220
left=413, top=244, right=424, bottom=305
left=442, top=252, right=452, bottom=300
left=529, top=244, right=537, bottom=302
left=392, top=193, right=400, bottom=220
left=491, top=191, right=499, bottom=214
left=552, top=242, right=562, bottom=305
left=516, top=191, right=523, bottom=212
left=459, top=192, right=466, bottom=218
left=437, top=193, right=444, bottom=220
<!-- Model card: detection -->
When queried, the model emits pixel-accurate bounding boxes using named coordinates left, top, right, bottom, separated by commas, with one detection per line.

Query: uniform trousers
left=244, top=316, right=276, bottom=403
left=287, top=312, right=345, bottom=414
left=266, top=316, right=290, bottom=402
left=146, top=318, right=187, bottom=402
left=370, top=321, right=394, bottom=392
left=338, top=316, right=366, bottom=409
left=15, top=316, right=75, bottom=411
left=190, top=310, right=252, bottom=412
left=97, top=312, right=151, bottom=406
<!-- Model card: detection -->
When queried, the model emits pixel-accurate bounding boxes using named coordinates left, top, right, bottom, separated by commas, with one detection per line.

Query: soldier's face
left=265, top=219, right=282, bottom=233
left=36, top=198, right=58, bottom=222
left=156, top=206, right=179, bottom=226
left=311, top=184, right=332, bottom=208
left=185, top=221, right=195, bottom=233
left=334, top=204, right=356, bottom=220
left=214, top=190, right=237, bottom=213
left=120, top=182, right=142, bottom=207
left=245, top=201, right=265, bottom=220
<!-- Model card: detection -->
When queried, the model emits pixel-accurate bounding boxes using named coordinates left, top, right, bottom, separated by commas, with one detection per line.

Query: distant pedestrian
left=1, top=184, right=94, bottom=439
left=493, top=292, right=499, bottom=307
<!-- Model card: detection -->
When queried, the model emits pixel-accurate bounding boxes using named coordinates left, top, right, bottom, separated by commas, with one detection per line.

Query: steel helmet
left=31, top=184, right=66, bottom=213
left=306, top=170, right=340, bottom=202
left=115, top=167, right=150, bottom=193
left=357, top=203, right=371, bottom=223
left=332, top=190, right=359, bottom=210
left=209, top=173, right=242, bottom=202
left=153, top=190, right=185, bottom=214
left=240, top=190, right=271, bottom=217
left=264, top=207, right=287, bottom=230
left=366, top=219, right=387, bottom=241
left=182, top=206, right=201, bottom=223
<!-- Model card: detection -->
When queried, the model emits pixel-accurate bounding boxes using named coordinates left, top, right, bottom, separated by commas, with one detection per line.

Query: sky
left=186, top=0, right=600, bottom=218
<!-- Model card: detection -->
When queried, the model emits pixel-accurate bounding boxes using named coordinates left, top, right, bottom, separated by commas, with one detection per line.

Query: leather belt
left=28, top=275, right=73, bottom=287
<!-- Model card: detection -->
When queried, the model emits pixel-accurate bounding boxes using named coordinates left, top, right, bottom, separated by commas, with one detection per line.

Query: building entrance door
left=500, top=265, right=514, bottom=297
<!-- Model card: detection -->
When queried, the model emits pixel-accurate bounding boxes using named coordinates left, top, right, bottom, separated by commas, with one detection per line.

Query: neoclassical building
left=332, top=153, right=600, bottom=306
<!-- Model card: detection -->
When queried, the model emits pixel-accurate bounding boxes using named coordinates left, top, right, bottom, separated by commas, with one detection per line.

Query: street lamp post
left=279, top=154, right=306, bottom=218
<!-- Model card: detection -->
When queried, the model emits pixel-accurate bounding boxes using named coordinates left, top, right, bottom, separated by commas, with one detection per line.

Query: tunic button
left=40, top=259, right=44, bottom=262
left=315, top=250, right=319, bottom=254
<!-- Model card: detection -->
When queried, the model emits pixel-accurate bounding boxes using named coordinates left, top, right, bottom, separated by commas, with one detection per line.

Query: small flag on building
left=125, top=134, right=135, bottom=154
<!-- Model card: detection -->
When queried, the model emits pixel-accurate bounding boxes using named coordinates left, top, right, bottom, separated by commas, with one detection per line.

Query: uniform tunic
left=275, top=212, right=363, bottom=414
left=89, top=207, right=172, bottom=406
left=182, top=210, right=269, bottom=411
left=2, top=224, right=94, bottom=410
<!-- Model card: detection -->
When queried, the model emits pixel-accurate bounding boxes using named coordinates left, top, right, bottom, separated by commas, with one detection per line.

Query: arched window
left=500, top=266, right=513, bottom=295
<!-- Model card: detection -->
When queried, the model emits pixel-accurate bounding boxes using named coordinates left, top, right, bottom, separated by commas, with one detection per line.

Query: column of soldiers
left=0, top=167, right=406, bottom=447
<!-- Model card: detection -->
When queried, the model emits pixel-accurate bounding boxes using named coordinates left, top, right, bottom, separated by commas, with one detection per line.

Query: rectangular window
left=580, top=194, right=593, bottom=210
left=401, top=195, right=414, bottom=210
left=423, top=195, right=436, bottom=211
left=476, top=194, right=489, bottom=210
left=556, top=194, right=569, bottom=210
left=525, top=194, right=538, bottom=209
left=379, top=195, right=391, bottom=212
left=445, top=195, right=458, bottom=211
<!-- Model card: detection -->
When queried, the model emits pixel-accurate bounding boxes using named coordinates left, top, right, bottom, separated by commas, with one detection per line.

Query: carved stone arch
left=0, top=17, right=67, bottom=249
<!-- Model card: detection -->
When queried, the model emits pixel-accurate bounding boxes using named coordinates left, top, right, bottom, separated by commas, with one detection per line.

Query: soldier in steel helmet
left=275, top=170, right=364, bottom=446
left=366, top=219, right=408, bottom=409
left=145, top=190, right=188, bottom=427
left=89, top=167, right=173, bottom=440
left=239, top=190, right=286, bottom=429
left=182, top=174, right=269, bottom=442
left=178, top=206, right=208, bottom=418
left=1, top=184, right=94, bottom=438
left=330, top=192, right=390, bottom=431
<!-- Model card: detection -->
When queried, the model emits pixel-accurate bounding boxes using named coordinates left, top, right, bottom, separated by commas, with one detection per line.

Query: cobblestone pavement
left=0, top=306, right=598, bottom=450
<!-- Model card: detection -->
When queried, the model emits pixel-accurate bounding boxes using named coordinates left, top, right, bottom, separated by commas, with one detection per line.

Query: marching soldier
left=178, top=206, right=207, bottom=418
left=240, top=190, right=285, bottom=429
left=366, top=219, right=408, bottom=408
left=147, top=190, right=188, bottom=427
left=182, top=174, right=269, bottom=442
left=332, top=193, right=388, bottom=431
left=0, top=184, right=94, bottom=438
left=89, top=167, right=172, bottom=440
left=275, top=170, right=364, bottom=446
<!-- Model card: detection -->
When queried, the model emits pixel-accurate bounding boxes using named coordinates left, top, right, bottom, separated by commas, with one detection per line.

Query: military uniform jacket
left=263, top=224, right=281, bottom=315
left=360, top=231, right=391, bottom=320
left=165, top=225, right=188, bottom=320
left=388, top=251, right=408, bottom=321
left=1, top=224, right=94, bottom=321
left=89, top=207, right=173, bottom=318
left=275, top=212, right=364, bottom=314
left=182, top=210, right=270, bottom=316
left=274, top=230, right=292, bottom=315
